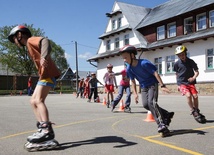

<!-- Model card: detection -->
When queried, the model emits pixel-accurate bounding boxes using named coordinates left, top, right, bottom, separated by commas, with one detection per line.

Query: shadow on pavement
left=58, top=136, right=137, bottom=150
left=170, top=129, right=207, bottom=136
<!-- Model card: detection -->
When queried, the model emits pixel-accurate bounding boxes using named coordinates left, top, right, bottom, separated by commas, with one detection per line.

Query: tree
left=0, top=24, right=68, bottom=76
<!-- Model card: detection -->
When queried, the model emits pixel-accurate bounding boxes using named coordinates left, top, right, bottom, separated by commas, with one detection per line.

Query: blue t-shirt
left=126, top=59, right=158, bottom=88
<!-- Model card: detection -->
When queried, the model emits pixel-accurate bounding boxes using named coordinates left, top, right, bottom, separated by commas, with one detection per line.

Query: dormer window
left=209, top=10, right=214, bottom=27
left=196, top=13, right=206, bottom=31
left=184, top=17, right=193, bottom=34
left=112, top=20, right=116, bottom=30
left=167, top=22, right=176, bottom=38
left=157, top=25, right=165, bottom=40
left=117, top=17, right=122, bottom=29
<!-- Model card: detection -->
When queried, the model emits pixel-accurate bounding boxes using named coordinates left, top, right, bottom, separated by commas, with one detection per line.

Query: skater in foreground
left=8, top=25, right=61, bottom=151
left=119, top=45, right=174, bottom=137
left=173, top=45, right=206, bottom=123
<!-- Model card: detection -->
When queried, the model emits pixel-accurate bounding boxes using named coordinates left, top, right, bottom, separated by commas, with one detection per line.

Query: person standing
left=8, top=25, right=61, bottom=151
left=119, top=45, right=174, bottom=137
left=28, top=76, right=33, bottom=96
left=173, top=45, right=206, bottom=123
left=88, top=73, right=103, bottom=102
left=76, top=78, right=84, bottom=98
left=111, top=64, right=131, bottom=112
left=103, top=64, right=118, bottom=108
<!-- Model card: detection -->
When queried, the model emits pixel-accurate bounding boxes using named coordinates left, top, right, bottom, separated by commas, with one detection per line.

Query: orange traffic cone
left=144, top=111, right=155, bottom=122
left=117, top=99, right=125, bottom=112
left=103, top=97, right=107, bottom=105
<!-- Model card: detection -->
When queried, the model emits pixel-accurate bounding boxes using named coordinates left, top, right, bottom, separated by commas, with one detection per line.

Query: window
left=117, top=17, right=122, bottom=29
left=114, top=37, right=119, bottom=49
left=166, top=55, right=175, bottom=73
left=124, top=34, right=129, bottom=45
left=154, top=57, right=162, bottom=74
left=106, top=40, right=111, bottom=51
left=167, top=22, right=176, bottom=38
left=184, top=17, right=193, bottom=34
left=209, top=10, right=214, bottom=27
left=196, top=13, right=206, bottom=31
left=112, top=20, right=116, bottom=30
left=206, top=48, right=214, bottom=69
left=157, top=26, right=165, bottom=40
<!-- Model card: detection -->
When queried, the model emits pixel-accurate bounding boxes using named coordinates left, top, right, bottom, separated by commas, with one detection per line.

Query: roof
left=136, top=0, right=214, bottom=29
left=57, top=67, right=75, bottom=81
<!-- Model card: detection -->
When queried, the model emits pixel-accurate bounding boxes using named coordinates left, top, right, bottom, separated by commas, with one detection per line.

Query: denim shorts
left=37, top=78, right=56, bottom=88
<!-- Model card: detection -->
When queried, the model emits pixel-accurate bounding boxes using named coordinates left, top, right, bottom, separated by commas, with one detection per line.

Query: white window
left=206, top=48, right=214, bottom=69
left=196, top=13, right=207, bottom=31
left=106, top=40, right=111, bottom=51
left=184, top=17, right=193, bottom=34
left=114, top=37, right=119, bottom=49
left=157, top=26, right=165, bottom=40
left=167, top=22, right=176, bottom=38
left=166, top=55, right=175, bottom=73
left=124, top=34, right=129, bottom=45
left=112, top=20, right=116, bottom=30
left=154, top=57, right=162, bottom=74
left=117, top=17, right=122, bottom=29
left=209, top=10, right=214, bottom=27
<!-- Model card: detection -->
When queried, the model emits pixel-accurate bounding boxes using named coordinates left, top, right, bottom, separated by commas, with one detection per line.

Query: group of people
left=7, top=25, right=207, bottom=151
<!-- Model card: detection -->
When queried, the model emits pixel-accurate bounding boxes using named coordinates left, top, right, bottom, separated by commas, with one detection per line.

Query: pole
left=75, top=41, right=79, bottom=92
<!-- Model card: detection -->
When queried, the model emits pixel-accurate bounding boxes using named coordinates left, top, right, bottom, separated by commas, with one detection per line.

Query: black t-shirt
left=173, top=57, right=198, bottom=85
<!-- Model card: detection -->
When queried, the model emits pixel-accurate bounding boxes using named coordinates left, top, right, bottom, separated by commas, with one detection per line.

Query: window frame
left=184, top=17, right=193, bottom=34
left=124, top=34, right=129, bottom=45
left=114, top=37, right=120, bottom=49
left=167, top=22, right=176, bottom=38
left=106, top=40, right=111, bottom=51
left=157, top=25, right=165, bottom=40
left=196, top=13, right=207, bottom=31
left=166, top=55, right=175, bottom=73
left=154, top=57, right=162, bottom=74
left=206, top=48, right=214, bottom=69
left=209, top=10, right=214, bottom=28
left=112, top=20, right=116, bottom=30
left=117, top=17, right=122, bottom=29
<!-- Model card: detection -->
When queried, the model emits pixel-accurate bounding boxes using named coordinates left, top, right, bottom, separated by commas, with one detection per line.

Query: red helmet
left=8, top=25, right=32, bottom=43
left=107, top=64, right=113, bottom=68
left=119, top=45, right=137, bottom=55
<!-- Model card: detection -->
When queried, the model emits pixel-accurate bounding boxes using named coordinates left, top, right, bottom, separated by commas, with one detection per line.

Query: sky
left=1, top=0, right=169, bottom=72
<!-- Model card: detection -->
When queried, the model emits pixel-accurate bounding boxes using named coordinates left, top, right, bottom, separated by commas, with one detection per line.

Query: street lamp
left=73, top=41, right=79, bottom=92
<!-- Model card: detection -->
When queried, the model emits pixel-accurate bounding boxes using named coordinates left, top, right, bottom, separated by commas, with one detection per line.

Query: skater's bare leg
left=30, top=85, right=51, bottom=122
left=192, top=94, right=199, bottom=109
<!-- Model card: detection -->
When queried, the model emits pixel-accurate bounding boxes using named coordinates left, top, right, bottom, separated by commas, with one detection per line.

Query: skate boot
left=191, top=108, right=206, bottom=124
left=24, top=139, right=59, bottom=152
left=27, top=122, right=55, bottom=143
left=158, top=124, right=171, bottom=138
left=124, top=105, right=131, bottom=113
left=24, top=122, right=59, bottom=151
left=164, top=112, right=174, bottom=127
left=107, top=101, right=110, bottom=108
left=111, top=101, right=115, bottom=112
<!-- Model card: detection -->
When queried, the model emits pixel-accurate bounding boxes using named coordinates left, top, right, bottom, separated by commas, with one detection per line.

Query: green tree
left=0, top=24, right=68, bottom=76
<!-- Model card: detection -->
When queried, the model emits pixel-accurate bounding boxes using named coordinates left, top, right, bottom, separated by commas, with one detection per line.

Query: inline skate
left=191, top=108, right=206, bottom=124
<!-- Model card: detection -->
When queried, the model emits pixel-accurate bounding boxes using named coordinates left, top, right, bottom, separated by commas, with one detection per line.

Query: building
left=88, top=0, right=214, bottom=95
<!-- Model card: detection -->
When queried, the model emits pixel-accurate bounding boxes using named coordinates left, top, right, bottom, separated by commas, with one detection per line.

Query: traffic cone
left=103, top=97, right=107, bottom=105
left=144, top=111, right=155, bottom=122
left=20, top=91, right=22, bottom=96
left=117, top=99, right=125, bottom=112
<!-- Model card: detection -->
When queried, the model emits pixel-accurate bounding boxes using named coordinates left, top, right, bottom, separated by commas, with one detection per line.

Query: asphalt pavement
left=0, top=93, right=213, bottom=155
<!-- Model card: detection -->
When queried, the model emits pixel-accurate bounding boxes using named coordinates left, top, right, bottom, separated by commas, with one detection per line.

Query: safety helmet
left=107, top=64, right=113, bottom=68
left=119, top=45, right=137, bottom=55
left=8, top=25, right=32, bottom=43
left=175, top=45, right=187, bottom=55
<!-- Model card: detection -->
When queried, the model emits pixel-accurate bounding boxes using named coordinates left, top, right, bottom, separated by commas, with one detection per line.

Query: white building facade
left=88, top=0, right=214, bottom=94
